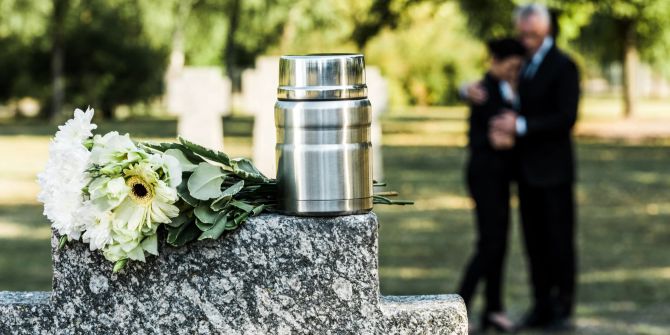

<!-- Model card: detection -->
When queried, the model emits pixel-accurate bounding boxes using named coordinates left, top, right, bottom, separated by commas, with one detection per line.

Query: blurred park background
left=1, top=0, right=670, bottom=334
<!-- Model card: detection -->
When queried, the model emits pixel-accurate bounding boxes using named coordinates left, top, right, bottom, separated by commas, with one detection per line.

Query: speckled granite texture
left=0, top=213, right=467, bottom=334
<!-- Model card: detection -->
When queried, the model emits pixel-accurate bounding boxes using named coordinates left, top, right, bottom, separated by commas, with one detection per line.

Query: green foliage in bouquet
left=38, top=108, right=412, bottom=273
left=143, top=138, right=276, bottom=248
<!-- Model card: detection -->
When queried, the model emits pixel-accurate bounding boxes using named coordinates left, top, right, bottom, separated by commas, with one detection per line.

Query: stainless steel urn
left=275, top=54, right=373, bottom=215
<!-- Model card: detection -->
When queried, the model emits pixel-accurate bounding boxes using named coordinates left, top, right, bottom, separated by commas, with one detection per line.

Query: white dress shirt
left=517, top=36, right=554, bottom=136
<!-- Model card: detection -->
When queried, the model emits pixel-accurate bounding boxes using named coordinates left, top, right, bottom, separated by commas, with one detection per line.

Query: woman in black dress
left=458, top=38, right=526, bottom=333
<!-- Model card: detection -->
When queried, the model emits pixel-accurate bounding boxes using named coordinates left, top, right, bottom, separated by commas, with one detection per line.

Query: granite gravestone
left=0, top=213, right=467, bottom=334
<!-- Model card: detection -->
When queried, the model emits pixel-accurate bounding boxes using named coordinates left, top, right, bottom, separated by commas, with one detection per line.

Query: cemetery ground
left=1, top=98, right=669, bottom=334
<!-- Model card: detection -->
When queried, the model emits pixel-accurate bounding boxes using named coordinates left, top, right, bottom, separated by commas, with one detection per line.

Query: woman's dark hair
left=486, top=38, right=526, bottom=60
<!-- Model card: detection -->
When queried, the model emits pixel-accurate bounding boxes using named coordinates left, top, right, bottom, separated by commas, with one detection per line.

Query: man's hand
left=464, top=82, right=488, bottom=105
left=490, top=110, right=517, bottom=135
left=488, top=110, right=518, bottom=150
left=488, top=129, right=515, bottom=150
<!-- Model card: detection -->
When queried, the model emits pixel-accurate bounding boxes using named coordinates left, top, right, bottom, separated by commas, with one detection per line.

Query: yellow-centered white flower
left=40, top=108, right=184, bottom=266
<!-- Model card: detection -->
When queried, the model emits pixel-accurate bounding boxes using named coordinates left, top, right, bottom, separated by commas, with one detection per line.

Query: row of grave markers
left=165, top=56, right=388, bottom=180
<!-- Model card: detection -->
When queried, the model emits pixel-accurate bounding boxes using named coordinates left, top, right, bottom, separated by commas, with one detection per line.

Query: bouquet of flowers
left=38, top=108, right=410, bottom=272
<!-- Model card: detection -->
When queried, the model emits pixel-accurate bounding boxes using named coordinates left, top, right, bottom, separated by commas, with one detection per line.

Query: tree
left=0, top=0, right=52, bottom=114
left=571, top=0, right=670, bottom=118
left=458, top=0, right=670, bottom=118
left=62, top=0, right=169, bottom=119
left=457, top=0, right=516, bottom=39
left=365, top=1, right=485, bottom=105
left=51, top=0, right=68, bottom=120
left=0, top=0, right=170, bottom=120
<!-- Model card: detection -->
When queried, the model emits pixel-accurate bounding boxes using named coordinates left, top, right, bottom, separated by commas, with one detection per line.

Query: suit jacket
left=467, top=73, right=515, bottom=178
left=517, top=45, right=580, bottom=186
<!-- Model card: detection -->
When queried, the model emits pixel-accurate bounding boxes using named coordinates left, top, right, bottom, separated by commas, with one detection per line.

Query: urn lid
left=277, top=54, right=367, bottom=100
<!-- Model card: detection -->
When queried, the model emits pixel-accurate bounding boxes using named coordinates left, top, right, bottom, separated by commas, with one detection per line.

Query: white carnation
left=54, top=107, right=97, bottom=144
left=37, top=107, right=97, bottom=240
left=82, top=207, right=114, bottom=251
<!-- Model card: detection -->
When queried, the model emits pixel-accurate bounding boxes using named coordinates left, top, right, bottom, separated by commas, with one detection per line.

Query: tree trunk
left=50, top=0, right=68, bottom=121
left=100, top=105, right=114, bottom=120
left=278, top=6, right=299, bottom=54
left=166, top=1, right=192, bottom=79
left=621, top=19, right=638, bottom=118
left=223, top=0, right=241, bottom=90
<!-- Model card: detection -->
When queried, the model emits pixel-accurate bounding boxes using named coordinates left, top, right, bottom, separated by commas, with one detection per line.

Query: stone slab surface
left=381, top=295, right=468, bottom=334
left=0, top=292, right=52, bottom=334
left=1, top=213, right=467, bottom=334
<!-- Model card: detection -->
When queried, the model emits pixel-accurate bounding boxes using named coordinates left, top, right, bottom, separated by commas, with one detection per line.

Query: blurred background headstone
left=366, top=66, right=388, bottom=182
left=240, top=68, right=258, bottom=116
left=166, top=67, right=230, bottom=151
left=243, top=56, right=279, bottom=178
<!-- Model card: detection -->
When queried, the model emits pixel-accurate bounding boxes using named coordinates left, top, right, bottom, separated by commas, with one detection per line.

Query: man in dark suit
left=464, top=3, right=580, bottom=331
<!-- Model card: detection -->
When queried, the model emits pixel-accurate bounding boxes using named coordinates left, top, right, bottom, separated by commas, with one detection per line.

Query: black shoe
left=517, top=309, right=553, bottom=330
left=481, top=312, right=516, bottom=333
left=545, top=316, right=575, bottom=332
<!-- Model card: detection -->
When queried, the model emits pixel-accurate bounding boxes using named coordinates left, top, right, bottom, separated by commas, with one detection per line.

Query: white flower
left=54, top=107, right=97, bottom=145
left=89, top=131, right=143, bottom=175
left=89, top=176, right=130, bottom=211
left=38, top=108, right=97, bottom=240
left=114, top=163, right=180, bottom=232
left=103, top=216, right=159, bottom=262
left=148, top=152, right=182, bottom=188
left=103, top=229, right=158, bottom=262
left=81, top=204, right=113, bottom=251
left=86, top=153, right=181, bottom=263
left=38, top=106, right=184, bottom=268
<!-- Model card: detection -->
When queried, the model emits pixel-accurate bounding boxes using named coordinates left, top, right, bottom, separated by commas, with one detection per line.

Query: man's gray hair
left=514, top=3, right=551, bottom=27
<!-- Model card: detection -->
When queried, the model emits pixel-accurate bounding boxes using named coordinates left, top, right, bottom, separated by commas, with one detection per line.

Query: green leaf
left=167, top=219, right=190, bottom=245
left=113, top=259, right=128, bottom=273
left=229, top=204, right=265, bottom=228
left=251, top=204, right=266, bottom=215
left=141, top=142, right=204, bottom=164
left=210, top=196, right=230, bottom=211
left=58, top=235, right=68, bottom=250
left=210, top=180, right=244, bottom=210
left=167, top=220, right=201, bottom=247
left=141, top=234, right=158, bottom=255
left=179, top=137, right=231, bottom=166
left=223, top=180, right=245, bottom=197
left=166, top=211, right=192, bottom=228
left=198, top=212, right=229, bottom=240
left=177, top=180, right=199, bottom=207
left=233, top=211, right=251, bottom=226
left=373, top=195, right=392, bottom=205
left=195, top=218, right=214, bottom=231
left=231, top=158, right=269, bottom=182
left=373, top=195, right=414, bottom=205
left=165, top=148, right=199, bottom=172
left=194, top=204, right=218, bottom=224
left=230, top=199, right=255, bottom=212
left=188, top=163, right=225, bottom=200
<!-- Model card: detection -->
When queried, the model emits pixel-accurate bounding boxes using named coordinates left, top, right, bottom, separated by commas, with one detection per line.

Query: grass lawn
left=1, top=101, right=669, bottom=334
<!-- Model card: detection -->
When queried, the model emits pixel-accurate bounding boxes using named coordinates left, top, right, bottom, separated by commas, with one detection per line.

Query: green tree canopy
left=458, top=0, right=670, bottom=117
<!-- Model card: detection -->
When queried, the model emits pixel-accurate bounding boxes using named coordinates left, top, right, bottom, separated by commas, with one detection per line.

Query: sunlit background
left=1, top=0, right=670, bottom=334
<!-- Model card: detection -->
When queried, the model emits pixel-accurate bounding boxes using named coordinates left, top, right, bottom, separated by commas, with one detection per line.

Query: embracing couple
left=457, top=3, right=580, bottom=333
